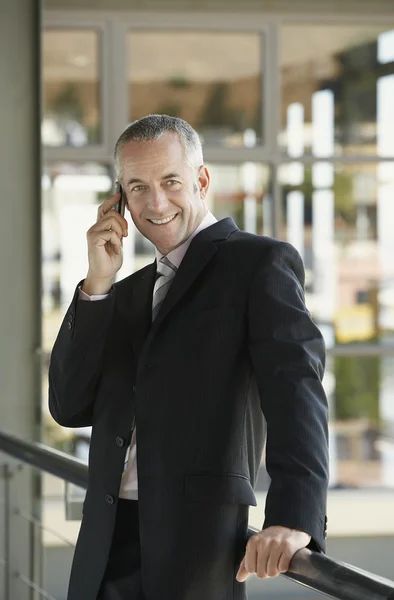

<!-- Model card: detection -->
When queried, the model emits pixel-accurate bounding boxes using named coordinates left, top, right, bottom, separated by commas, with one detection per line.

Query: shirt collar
left=155, top=211, right=218, bottom=269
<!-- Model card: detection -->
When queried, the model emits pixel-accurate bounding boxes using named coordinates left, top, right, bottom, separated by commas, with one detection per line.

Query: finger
left=278, top=551, right=292, bottom=574
left=97, top=191, right=121, bottom=217
left=91, top=215, right=126, bottom=239
left=99, top=214, right=125, bottom=238
left=107, top=211, right=129, bottom=236
left=244, top=542, right=258, bottom=576
left=253, top=544, right=269, bottom=579
left=235, top=557, right=250, bottom=583
left=91, top=229, right=123, bottom=255
left=265, top=546, right=283, bottom=578
left=97, top=192, right=128, bottom=229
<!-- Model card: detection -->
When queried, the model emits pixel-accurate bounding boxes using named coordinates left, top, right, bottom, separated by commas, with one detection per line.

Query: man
left=48, top=114, right=329, bottom=600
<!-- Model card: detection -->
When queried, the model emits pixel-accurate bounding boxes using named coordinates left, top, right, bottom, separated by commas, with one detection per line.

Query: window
left=42, top=30, right=101, bottom=146
left=127, top=31, right=263, bottom=147
left=41, top=162, right=112, bottom=347
left=279, top=162, right=394, bottom=344
left=328, top=354, right=394, bottom=489
left=39, top=16, right=394, bottom=498
left=280, top=25, right=394, bottom=157
left=206, top=163, right=270, bottom=234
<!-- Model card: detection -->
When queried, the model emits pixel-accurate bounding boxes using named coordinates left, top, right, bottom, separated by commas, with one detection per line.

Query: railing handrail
left=1, top=427, right=394, bottom=600
left=0, top=428, right=88, bottom=488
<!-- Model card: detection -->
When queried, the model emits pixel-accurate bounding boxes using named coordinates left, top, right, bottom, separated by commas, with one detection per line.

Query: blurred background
left=1, top=0, right=394, bottom=599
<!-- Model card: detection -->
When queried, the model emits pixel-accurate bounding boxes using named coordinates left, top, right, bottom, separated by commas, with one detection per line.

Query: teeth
left=150, top=215, right=176, bottom=225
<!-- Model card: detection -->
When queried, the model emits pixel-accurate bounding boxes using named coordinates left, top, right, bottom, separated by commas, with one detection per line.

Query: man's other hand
left=235, top=526, right=311, bottom=582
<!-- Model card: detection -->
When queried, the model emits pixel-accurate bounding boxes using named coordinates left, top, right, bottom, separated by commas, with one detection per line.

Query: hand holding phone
left=81, top=183, right=128, bottom=295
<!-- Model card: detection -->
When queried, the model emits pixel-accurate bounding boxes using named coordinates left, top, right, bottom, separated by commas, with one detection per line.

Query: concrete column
left=0, top=1, right=42, bottom=598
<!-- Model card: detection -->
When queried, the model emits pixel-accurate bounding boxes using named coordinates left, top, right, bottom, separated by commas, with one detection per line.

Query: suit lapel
left=150, top=217, right=239, bottom=332
left=116, top=217, right=239, bottom=363
left=151, top=241, right=217, bottom=331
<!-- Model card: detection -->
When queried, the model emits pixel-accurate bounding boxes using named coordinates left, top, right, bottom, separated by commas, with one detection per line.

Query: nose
left=147, top=185, right=169, bottom=215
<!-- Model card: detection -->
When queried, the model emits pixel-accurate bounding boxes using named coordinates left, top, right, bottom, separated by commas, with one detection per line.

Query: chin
left=140, top=221, right=185, bottom=253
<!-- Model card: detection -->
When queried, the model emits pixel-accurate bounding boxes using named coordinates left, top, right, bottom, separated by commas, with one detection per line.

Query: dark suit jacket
left=48, top=218, right=329, bottom=600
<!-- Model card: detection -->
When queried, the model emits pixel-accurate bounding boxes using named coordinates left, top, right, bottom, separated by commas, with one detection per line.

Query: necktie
left=152, top=256, right=178, bottom=321
left=123, top=257, right=178, bottom=476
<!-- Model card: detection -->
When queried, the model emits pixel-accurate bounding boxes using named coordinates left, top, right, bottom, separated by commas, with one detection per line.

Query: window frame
left=42, top=16, right=114, bottom=162
left=43, top=12, right=275, bottom=165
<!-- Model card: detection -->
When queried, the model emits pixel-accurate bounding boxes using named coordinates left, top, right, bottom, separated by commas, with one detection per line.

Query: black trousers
left=97, top=499, right=146, bottom=600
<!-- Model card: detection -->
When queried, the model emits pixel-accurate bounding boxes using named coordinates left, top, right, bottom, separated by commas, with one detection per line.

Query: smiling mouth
left=148, top=214, right=178, bottom=225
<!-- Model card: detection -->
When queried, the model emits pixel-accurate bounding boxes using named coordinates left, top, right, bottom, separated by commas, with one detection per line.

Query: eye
left=165, top=180, right=180, bottom=186
left=131, top=185, right=147, bottom=192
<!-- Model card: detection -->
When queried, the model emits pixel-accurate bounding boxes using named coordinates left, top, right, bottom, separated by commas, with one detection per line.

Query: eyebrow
left=126, top=173, right=181, bottom=186
left=126, top=177, right=144, bottom=186
left=162, top=172, right=181, bottom=180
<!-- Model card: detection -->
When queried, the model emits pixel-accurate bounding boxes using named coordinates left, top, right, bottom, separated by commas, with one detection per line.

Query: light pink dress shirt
left=78, top=211, right=217, bottom=499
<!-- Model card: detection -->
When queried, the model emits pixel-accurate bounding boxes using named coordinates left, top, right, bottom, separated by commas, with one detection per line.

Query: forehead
left=119, top=133, right=188, bottom=179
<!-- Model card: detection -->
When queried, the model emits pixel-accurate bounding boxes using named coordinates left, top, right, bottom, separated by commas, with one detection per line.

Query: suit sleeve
left=48, top=279, right=115, bottom=428
left=248, top=241, right=329, bottom=552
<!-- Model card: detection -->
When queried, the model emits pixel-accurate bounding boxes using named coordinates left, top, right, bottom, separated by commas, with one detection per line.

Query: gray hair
left=114, top=114, right=204, bottom=180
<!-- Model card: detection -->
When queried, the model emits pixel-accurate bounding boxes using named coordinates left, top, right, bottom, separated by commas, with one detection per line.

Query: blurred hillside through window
left=280, top=24, right=394, bottom=156
left=278, top=24, right=394, bottom=490
left=127, top=31, right=262, bottom=147
left=42, top=30, right=101, bottom=146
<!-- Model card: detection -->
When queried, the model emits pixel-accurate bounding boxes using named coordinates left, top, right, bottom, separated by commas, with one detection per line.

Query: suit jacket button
left=116, top=436, right=124, bottom=447
left=105, top=494, right=114, bottom=505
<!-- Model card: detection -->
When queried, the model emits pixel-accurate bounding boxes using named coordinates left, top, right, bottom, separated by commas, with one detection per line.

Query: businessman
left=48, top=114, right=329, bottom=600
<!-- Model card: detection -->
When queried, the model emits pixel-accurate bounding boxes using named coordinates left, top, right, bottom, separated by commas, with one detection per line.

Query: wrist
left=81, top=275, right=115, bottom=296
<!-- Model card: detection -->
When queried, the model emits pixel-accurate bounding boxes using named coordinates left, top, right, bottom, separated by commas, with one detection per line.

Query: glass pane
left=328, top=354, right=394, bottom=489
left=206, top=163, right=270, bottom=232
left=42, top=163, right=115, bottom=451
left=279, top=162, right=394, bottom=344
left=127, top=32, right=263, bottom=147
left=42, top=30, right=101, bottom=146
left=280, top=25, right=394, bottom=157
left=252, top=352, right=394, bottom=491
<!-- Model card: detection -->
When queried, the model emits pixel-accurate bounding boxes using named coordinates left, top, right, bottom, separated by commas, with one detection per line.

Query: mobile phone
left=115, top=182, right=126, bottom=217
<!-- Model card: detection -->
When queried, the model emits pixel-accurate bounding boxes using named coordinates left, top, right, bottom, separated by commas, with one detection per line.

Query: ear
left=198, top=165, right=210, bottom=199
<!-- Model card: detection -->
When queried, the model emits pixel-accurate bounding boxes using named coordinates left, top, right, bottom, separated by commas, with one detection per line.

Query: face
left=119, top=133, right=210, bottom=255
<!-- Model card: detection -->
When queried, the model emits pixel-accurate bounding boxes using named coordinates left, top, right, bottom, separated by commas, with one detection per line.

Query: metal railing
left=1, top=428, right=394, bottom=600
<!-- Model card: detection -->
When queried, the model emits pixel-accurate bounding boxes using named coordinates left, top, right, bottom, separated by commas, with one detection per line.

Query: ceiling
left=44, top=0, right=394, bottom=14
